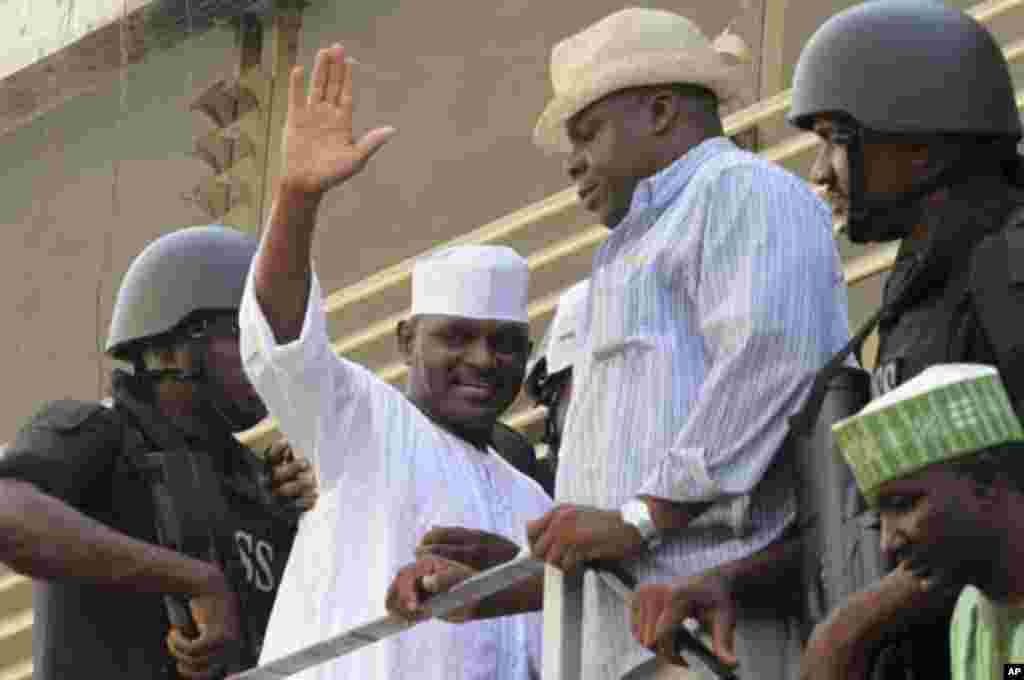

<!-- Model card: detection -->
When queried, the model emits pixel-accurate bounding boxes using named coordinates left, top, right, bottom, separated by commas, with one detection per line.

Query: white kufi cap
left=411, top=245, right=528, bottom=323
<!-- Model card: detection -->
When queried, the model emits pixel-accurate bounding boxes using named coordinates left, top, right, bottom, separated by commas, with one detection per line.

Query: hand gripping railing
left=544, top=563, right=738, bottom=680
left=228, top=552, right=736, bottom=680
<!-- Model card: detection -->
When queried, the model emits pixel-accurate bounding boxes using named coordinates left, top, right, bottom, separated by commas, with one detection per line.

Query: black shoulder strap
left=788, top=308, right=882, bottom=438
left=966, top=207, right=1024, bottom=407
left=112, top=399, right=188, bottom=453
left=491, top=421, right=554, bottom=496
left=114, top=401, right=248, bottom=656
left=790, top=249, right=934, bottom=438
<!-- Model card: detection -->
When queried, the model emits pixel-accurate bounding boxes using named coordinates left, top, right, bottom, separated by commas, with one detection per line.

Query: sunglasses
left=185, top=314, right=241, bottom=340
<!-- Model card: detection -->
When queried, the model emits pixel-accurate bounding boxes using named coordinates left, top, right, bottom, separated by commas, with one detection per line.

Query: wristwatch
left=620, top=499, right=662, bottom=549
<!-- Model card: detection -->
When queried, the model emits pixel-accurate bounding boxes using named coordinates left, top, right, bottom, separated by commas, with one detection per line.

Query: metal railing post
left=542, top=565, right=585, bottom=680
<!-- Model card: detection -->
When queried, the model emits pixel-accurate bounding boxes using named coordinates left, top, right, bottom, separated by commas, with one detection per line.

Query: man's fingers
left=324, top=44, right=347, bottom=105
left=628, top=601, right=642, bottom=643
left=274, top=478, right=312, bottom=499
left=384, top=575, right=405, bottom=615
left=638, top=602, right=655, bottom=647
left=287, top=65, right=305, bottom=115
left=632, top=598, right=651, bottom=648
left=421, top=562, right=478, bottom=623
left=292, top=492, right=319, bottom=511
left=526, top=512, right=555, bottom=547
left=167, top=629, right=228, bottom=670
left=271, top=458, right=308, bottom=484
left=271, top=459, right=312, bottom=486
left=266, top=441, right=294, bottom=465
left=338, top=41, right=356, bottom=113
left=654, top=632, right=689, bottom=668
left=176, top=627, right=233, bottom=658
left=530, top=530, right=555, bottom=564
left=176, top=660, right=224, bottom=680
left=387, top=563, right=439, bottom=620
left=709, top=613, right=739, bottom=667
left=528, top=512, right=559, bottom=560
left=167, top=627, right=221, bottom=657
left=542, top=538, right=568, bottom=571
left=421, top=562, right=474, bottom=595
left=398, top=572, right=422, bottom=613
left=418, top=526, right=451, bottom=546
left=560, top=546, right=582, bottom=573
left=309, top=48, right=330, bottom=104
left=635, top=590, right=666, bottom=650
left=420, top=526, right=481, bottom=546
left=172, top=650, right=223, bottom=673
left=657, top=606, right=738, bottom=668
left=654, top=595, right=696, bottom=642
left=354, top=127, right=396, bottom=166
left=415, top=544, right=478, bottom=564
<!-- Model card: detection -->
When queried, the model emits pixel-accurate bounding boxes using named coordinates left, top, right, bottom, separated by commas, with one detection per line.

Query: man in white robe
left=239, top=44, right=552, bottom=680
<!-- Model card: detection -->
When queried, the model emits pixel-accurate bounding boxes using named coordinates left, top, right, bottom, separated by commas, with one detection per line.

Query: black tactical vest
left=112, top=374, right=297, bottom=671
left=867, top=186, right=1024, bottom=680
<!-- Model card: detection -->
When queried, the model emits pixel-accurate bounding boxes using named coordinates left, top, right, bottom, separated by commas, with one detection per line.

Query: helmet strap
left=136, top=333, right=259, bottom=434
left=845, top=128, right=998, bottom=243
left=184, top=335, right=266, bottom=434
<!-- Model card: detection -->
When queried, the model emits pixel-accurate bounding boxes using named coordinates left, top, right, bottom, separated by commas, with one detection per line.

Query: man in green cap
left=833, top=363, right=1024, bottom=680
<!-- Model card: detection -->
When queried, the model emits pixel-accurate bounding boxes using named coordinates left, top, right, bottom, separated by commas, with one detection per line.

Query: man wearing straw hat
left=526, top=8, right=848, bottom=679
left=240, top=44, right=553, bottom=680
left=391, top=7, right=850, bottom=680
left=831, top=363, right=1024, bottom=680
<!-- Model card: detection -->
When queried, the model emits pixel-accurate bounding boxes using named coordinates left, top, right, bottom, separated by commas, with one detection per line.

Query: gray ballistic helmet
left=106, top=226, right=258, bottom=361
left=789, top=0, right=1021, bottom=139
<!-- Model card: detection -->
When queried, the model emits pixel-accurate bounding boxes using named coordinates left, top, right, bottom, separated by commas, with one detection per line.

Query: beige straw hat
left=533, top=7, right=751, bottom=153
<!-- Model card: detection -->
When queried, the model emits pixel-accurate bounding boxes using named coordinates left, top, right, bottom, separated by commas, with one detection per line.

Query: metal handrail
left=315, top=0, right=1024, bottom=325
left=239, top=88, right=1024, bottom=447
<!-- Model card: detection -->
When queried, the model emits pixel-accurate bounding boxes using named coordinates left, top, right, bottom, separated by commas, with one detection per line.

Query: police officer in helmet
left=789, top=2, right=1024, bottom=678
left=0, top=226, right=317, bottom=680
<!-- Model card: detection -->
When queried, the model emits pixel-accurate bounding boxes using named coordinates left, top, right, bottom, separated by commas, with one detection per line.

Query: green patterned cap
left=833, top=364, right=1024, bottom=506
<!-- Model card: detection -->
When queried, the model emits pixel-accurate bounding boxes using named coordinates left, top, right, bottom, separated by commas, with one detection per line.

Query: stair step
left=0, top=659, right=32, bottom=680
left=0, top=575, right=30, bottom=622
left=0, top=609, right=32, bottom=674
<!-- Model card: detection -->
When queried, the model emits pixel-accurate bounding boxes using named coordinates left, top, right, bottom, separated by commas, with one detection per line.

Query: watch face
left=622, top=500, right=658, bottom=545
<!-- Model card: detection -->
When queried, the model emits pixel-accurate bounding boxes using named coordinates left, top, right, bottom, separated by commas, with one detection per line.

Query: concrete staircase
left=0, top=568, right=31, bottom=680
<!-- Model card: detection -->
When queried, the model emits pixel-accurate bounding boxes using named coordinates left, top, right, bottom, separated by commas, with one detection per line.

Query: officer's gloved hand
left=166, top=569, right=242, bottom=680
left=265, top=441, right=319, bottom=513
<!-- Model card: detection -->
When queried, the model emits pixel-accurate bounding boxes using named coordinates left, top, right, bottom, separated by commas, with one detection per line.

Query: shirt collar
left=627, top=136, right=736, bottom=220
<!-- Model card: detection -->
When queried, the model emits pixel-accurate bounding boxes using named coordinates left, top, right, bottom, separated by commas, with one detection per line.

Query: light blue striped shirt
left=555, top=137, right=849, bottom=679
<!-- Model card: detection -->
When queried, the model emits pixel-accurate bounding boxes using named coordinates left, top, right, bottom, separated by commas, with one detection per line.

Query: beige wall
left=5, top=1, right=1024, bottom=677
left=6, top=1, right=1023, bottom=441
left=0, top=0, right=771, bottom=439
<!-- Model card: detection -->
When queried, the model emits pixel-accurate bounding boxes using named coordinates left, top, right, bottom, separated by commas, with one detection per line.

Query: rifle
left=145, top=448, right=229, bottom=637
left=140, top=445, right=247, bottom=676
